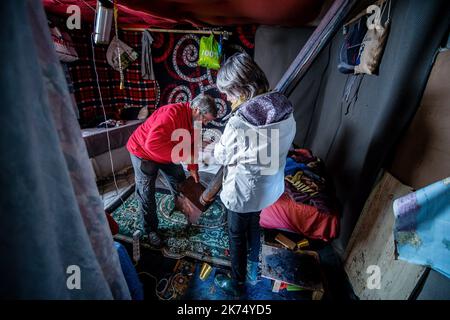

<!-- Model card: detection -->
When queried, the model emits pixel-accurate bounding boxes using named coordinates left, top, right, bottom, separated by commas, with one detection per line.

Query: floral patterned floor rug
left=112, top=190, right=231, bottom=267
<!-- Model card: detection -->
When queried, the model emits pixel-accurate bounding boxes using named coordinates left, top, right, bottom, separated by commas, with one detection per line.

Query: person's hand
left=190, top=169, right=200, bottom=184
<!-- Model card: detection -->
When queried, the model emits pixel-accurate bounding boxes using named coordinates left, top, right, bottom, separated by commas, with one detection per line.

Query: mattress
left=82, top=120, right=143, bottom=158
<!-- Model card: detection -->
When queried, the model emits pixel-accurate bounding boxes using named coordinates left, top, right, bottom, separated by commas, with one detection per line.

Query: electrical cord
left=81, top=0, right=96, bottom=12
left=90, top=11, right=177, bottom=301
left=138, top=271, right=184, bottom=301
left=90, top=33, right=127, bottom=208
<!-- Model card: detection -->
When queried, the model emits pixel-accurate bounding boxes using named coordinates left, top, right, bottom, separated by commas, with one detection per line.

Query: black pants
left=130, top=154, right=186, bottom=233
left=227, top=209, right=261, bottom=286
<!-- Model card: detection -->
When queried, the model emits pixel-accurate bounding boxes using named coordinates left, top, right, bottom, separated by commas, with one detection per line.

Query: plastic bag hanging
left=354, top=0, right=391, bottom=75
left=106, top=37, right=138, bottom=72
left=197, top=34, right=221, bottom=70
left=337, top=17, right=368, bottom=74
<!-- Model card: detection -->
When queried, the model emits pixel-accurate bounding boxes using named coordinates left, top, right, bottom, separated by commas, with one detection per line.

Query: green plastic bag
left=198, top=34, right=221, bottom=70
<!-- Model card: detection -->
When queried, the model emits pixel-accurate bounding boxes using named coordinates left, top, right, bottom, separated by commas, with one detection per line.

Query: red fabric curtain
left=43, top=0, right=323, bottom=29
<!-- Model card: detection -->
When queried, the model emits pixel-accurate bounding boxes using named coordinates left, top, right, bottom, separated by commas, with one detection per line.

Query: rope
left=138, top=271, right=183, bottom=300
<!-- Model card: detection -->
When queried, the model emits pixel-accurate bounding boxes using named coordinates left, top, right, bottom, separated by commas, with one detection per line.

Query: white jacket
left=214, top=110, right=296, bottom=213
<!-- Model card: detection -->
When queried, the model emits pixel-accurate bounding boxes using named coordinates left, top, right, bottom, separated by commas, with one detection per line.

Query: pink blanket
left=260, top=192, right=339, bottom=241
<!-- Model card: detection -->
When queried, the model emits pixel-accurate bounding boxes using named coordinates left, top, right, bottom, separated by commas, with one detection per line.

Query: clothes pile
left=260, top=149, right=340, bottom=241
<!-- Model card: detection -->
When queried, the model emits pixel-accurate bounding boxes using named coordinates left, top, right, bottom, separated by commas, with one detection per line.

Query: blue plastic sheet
left=393, top=177, right=450, bottom=279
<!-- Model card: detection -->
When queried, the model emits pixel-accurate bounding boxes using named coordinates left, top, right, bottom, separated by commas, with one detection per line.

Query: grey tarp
left=256, top=0, right=449, bottom=255
left=0, top=0, right=131, bottom=299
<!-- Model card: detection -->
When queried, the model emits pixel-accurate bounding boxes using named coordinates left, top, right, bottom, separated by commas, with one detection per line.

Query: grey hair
left=190, top=93, right=217, bottom=117
left=216, top=52, right=269, bottom=101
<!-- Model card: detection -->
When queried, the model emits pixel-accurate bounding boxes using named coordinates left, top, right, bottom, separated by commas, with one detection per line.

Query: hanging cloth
left=0, top=0, right=130, bottom=299
left=393, top=177, right=450, bottom=278
left=141, top=30, right=155, bottom=80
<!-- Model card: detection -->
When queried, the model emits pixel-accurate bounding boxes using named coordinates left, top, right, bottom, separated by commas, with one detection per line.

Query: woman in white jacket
left=214, top=53, right=296, bottom=297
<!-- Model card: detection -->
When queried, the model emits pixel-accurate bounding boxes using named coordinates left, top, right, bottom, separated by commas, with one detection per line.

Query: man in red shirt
left=127, top=94, right=217, bottom=247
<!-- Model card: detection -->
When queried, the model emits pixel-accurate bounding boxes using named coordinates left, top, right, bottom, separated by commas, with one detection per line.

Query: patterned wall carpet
left=55, top=13, right=256, bottom=130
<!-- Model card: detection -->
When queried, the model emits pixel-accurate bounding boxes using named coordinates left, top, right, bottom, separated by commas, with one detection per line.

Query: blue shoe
left=246, top=260, right=258, bottom=285
left=214, top=274, right=243, bottom=297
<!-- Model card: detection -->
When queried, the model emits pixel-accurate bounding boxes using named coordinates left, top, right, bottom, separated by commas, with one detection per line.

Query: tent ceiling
left=43, top=0, right=325, bottom=29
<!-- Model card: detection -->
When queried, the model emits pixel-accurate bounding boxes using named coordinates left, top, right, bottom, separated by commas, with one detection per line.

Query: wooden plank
left=390, top=51, right=450, bottom=189
left=344, top=172, right=426, bottom=300
left=261, top=244, right=324, bottom=292
left=275, top=233, right=297, bottom=250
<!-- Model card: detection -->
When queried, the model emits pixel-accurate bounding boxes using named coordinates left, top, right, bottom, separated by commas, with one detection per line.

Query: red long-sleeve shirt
left=127, top=102, right=199, bottom=171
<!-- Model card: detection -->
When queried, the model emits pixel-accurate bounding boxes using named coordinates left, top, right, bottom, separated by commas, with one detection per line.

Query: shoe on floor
left=148, top=231, right=163, bottom=248
left=246, top=260, right=258, bottom=285
left=214, top=274, right=244, bottom=297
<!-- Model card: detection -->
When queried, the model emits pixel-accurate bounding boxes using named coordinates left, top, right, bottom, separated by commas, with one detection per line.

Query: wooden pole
left=122, top=27, right=232, bottom=37
left=275, top=0, right=358, bottom=96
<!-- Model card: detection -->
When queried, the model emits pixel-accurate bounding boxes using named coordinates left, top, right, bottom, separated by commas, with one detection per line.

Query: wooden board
left=344, top=172, right=426, bottom=300
left=261, top=244, right=324, bottom=298
left=390, top=51, right=450, bottom=189
left=175, top=176, right=207, bottom=224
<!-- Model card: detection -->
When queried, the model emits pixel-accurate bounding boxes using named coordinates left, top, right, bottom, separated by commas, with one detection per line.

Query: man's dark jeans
left=130, top=154, right=186, bottom=233
left=227, top=209, right=261, bottom=287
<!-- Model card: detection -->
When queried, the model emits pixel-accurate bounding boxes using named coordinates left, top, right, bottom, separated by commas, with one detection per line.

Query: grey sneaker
left=148, top=231, right=163, bottom=248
